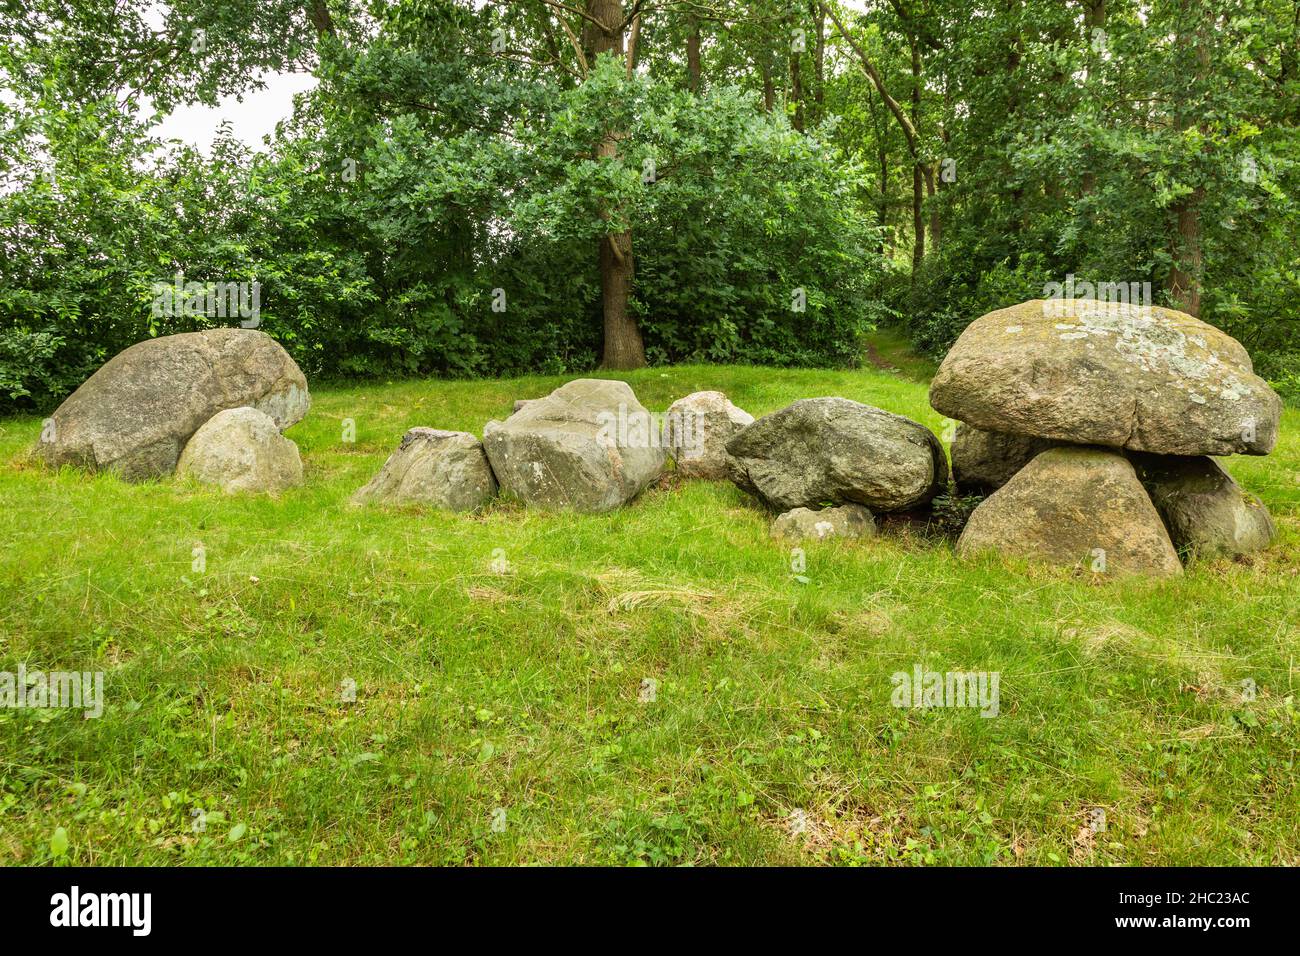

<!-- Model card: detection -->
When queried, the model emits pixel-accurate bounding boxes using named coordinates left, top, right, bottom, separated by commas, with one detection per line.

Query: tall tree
left=1167, top=0, right=1211, bottom=316
left=823, top=0, right=927, bottom=274
left=579, top=0, right=646, bottom=367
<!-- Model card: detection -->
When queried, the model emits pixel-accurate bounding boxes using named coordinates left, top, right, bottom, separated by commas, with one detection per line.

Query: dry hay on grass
left=590, top=567, right=765, bottom=635
left=605, top=587, right=718, bottom=614
left=764, top=801, right=920, bottom=863
left=832, top=604, right=900, bottom=638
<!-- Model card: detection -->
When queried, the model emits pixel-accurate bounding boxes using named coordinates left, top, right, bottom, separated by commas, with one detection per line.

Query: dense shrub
left=0, top=68, right=882, bottom=413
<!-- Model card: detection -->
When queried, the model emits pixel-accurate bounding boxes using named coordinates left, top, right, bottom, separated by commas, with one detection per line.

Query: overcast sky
left=150, top=72, right=318, bottom=153
left=142, top=0, right=316, bottom=154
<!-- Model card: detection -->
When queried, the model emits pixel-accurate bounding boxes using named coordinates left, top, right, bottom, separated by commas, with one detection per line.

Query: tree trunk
left=912, top=163, right=925, bottom=274
left=1005, top=0, right=1024, bottom=234
left=909, top=32, right=925, bottom=274
left=583, top=0, right=646, bottom=368
left=821, top=2, right=922, bottom=269
left=600, top=229, right=643, bottom=367
left=925, top=163, right=941, bottom=251
left=790, top=13, right=804, bottom=132
left=791, top=52, right=804, bottom=130
left=306, top=0, right=335, bottom=37
left=790, top=54, right=804, bottom=130
left=761, top=55, right=775, bottom=112
left=878, top=145, right=889, bottom=255
left=1169, top=187, right=1204, bottom=316
left=687, top=15, right=701, bottom=91
left=1167, top=0, right=1209, bottom=317
left=580, top=0, right=623, bottom=58
left=1081, top=1, right=1106, bottom=197
left=810, top=1, right=825, bottom=124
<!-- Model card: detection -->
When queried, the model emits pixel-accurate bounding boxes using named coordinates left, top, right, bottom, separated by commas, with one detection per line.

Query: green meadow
left=2, top=349, right=1297, bottom=865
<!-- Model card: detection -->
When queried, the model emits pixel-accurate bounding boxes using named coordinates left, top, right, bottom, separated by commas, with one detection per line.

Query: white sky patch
left=137, top=0, right=316, bottom=153
left=144, top=71, right=318, bottom=154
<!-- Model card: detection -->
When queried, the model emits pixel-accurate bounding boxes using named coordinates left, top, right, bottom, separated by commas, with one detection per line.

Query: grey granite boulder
left=352, top=428, right=497, bottom=512
left=1130, top=453, right=1276, bottom=559
left=176, top=407, right=303, bottom=495
left=482, top=378, right=665, bottom=513
left=725, top=398, right=947, bottom=512
left=951, top=422, right=1059, bottom=493
left=956, top=446, right=1182, bottom=577
left=770, top=504, right=876, bottom=542
left=664, top=390, right=754, bottom=480
left=36, top=328, right=309, bottom=481
left=930, top=300, right=1281, bottom=457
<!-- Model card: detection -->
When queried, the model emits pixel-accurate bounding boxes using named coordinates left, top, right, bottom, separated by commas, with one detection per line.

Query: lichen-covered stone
left=770, top=504, right=876, bottom=541
left=482, top=379, right=665, bottom=513
left=726, top=397, right=947, bottom=512
left=664, top=390, right=754, bottom=480
left=36, top=328, right=309, bottom=481
left=930, top=300, right=1281, bottom=456
left=176, top=407, right=303, bottom=495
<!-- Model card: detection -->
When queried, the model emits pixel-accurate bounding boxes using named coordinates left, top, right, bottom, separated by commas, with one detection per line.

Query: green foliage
left=851, top=0, right=1300, bottom=368
left=0, top=328, right=78, bottom=407
left=513, top=61, right=882, bottom=367
left=0, top=3, right=883, bottom=412
left=903, top=250, right=1055, bottom=357
left=2, top=0, right=1295, bottom=408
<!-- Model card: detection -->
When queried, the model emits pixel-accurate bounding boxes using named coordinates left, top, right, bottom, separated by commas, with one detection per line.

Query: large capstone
left=481, top=378, right=666, bottom=513
left=929, top=300, right=1281, bottom=457
left=956, top=446, right=1182, bottom=577
left=352, top=428, right=497, bottom=512
left=36, top=328, right=309, bottom=481
left=725, top=397, right=947, bottom=512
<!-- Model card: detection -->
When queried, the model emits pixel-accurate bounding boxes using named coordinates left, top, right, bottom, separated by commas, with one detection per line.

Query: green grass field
left=2, top=352, right=1298, bottom=866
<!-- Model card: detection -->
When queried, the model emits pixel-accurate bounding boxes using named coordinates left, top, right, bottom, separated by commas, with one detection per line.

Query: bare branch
left=821, top=0, right=918, bottom=152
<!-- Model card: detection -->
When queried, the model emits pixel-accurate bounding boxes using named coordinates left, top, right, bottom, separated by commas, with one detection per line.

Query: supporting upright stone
left=1130, top=453, right=1276, bottom=559
left=957, top=446, right=1182, bottom=577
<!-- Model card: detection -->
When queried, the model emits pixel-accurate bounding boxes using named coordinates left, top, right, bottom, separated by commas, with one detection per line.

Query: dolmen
left=932, top=299, right=1281, bottom=575
left=35, top=316, right=1282, bottom=575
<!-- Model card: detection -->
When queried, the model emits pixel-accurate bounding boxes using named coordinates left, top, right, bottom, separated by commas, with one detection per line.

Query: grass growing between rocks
left=1, top=359, right=1298, bottom=866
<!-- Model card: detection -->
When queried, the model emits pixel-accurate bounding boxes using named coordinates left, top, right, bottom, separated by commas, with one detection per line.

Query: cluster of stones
left=931, top=299, right=1282, bottom=576
left=352, top=382, right=950, bottom=547
left=32, top=301, right=1283, bottom=581
left=36, top=328, right=309, bottom=494
left=352, top=382, right=755, bottom=513
left=31, top=330, right=759, bottom=511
